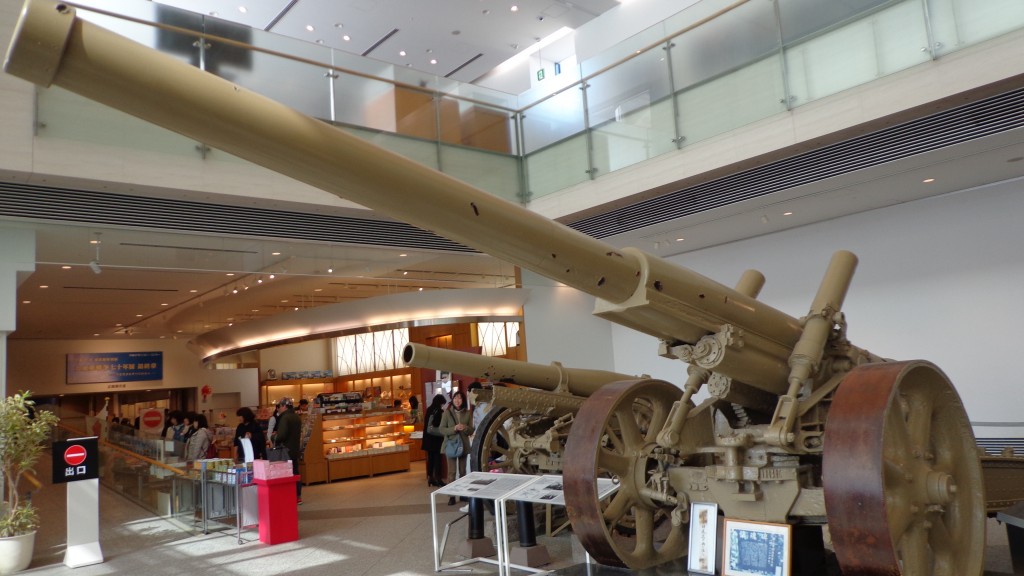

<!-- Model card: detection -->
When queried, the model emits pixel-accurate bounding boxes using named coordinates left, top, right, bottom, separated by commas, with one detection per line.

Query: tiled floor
left=22, top=458, right=1020, bottom=575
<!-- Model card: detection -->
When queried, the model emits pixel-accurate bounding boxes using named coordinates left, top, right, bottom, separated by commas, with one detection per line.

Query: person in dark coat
left=273, top=398, right=303, bottom=503
left=234, top=406, right=267, bottom=461
left=422, top=394, right=446, bottom=487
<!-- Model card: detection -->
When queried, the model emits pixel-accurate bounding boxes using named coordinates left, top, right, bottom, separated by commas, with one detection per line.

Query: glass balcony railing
left=35, top=0, right=1024, bottom=205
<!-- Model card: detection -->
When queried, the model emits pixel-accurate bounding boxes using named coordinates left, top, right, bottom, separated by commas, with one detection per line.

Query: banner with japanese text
left=66, top=351, right=163, bottom=384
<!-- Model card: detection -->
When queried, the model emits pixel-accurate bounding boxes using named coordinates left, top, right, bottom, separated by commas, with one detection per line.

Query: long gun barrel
left=4, top=1, right=850, bottom=395
left=403, top=342, right=634, bottom=397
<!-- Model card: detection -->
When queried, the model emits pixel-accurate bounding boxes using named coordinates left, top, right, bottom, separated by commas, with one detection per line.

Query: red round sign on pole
left=64, top=444, right=87, bottom=467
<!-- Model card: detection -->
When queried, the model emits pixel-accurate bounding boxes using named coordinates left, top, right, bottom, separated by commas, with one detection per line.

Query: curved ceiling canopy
left=188, top=287, right=529, bottom=364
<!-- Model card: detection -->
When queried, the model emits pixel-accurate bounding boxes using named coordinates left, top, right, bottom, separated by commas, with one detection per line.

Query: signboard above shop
left=66, top=351, right=163, bottom=384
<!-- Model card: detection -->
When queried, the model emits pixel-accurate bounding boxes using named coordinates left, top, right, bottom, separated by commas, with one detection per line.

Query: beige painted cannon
left=6, top=2, right=1012, bottom=573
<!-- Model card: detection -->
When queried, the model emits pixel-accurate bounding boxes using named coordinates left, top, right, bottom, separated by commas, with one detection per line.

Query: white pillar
left=0, top=226, right=37, bottom=398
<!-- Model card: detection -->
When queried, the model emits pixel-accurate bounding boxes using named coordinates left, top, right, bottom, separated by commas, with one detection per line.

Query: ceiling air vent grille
left=568, top=86, right=1024, bottom=238
left=0, top=184, right=474, bottom=253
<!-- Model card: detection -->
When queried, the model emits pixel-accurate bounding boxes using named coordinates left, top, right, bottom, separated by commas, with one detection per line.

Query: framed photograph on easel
left=722, top=518, right=792, bottom=576
left=687, top=502, right=719, bottom=574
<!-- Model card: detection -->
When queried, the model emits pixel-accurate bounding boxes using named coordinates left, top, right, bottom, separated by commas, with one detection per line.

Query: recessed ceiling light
left=238, top=6, right=247, bottom=14
left=39, top=285, right=48, bottom=289
left=403, top=271, right=408, bottom=275
left=271, top=251, right=281, bottom=256
left=116, top=323, right=123, bottom=327
left=21, top=300, right=30, bottom=304
left=161, top=303, right=169, bottom=306
left=430, top=59, right=438, bottom=64
left=226, top=272, right=235, bottom=276
left=281, top=299, right=288, bottom=303
left=675, top=238, right=684, bottom=242
left=135, top=314, right=143, bottom=317
left=305, top=25, right=315, bottom=32
left=922, top=178, right=935, bottom=183
left=257, top=278, right=263, bottom=284
left=251, top=309, right=259, bottom=312
left=399, top=50, right=407, bottom=56
left=783, top=211, right=793, bottom=216
left=93, top=333, right=100, bottom=337
left=418, top=287, right=424, bottom=291
left=269, top=274, right=276, bottom=279
left=327, top=267, right=333, bottom=273
left=189, top=289, right=198, bottom=293
left=61, top=265, right=71, bottom=270
left=343, top=35, right=351, bottom=41
left=314, top=288, right=323, bottom=292
left=399, top=253, right=408, bottom=257
left=511, top=5, right=519, bottom=12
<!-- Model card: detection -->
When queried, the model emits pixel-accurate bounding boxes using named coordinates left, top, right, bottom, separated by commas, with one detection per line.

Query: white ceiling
left=151, top=0, right=617, bottom=83
left=6, top=1, right=1024, bottom=345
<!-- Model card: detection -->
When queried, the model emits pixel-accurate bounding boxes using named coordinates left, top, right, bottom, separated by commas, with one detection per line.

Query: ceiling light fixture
left=343, top=35, right=351, bottom=41
left=922, top=178, right=935, bottom=183
left=305, top=25, right=315, bottom=32
left=238, top=6, right=247, bottom=14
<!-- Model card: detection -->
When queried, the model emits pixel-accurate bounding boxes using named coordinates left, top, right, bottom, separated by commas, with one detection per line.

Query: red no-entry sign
left=64, top=444, right=87, bottom=467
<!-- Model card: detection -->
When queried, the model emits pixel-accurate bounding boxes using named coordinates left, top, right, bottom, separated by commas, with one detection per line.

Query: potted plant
left=0, top=391, right=59, bottom=575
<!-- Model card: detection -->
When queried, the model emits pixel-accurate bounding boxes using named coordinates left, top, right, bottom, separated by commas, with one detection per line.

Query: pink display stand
left=254, top=475, right=299, bottom=544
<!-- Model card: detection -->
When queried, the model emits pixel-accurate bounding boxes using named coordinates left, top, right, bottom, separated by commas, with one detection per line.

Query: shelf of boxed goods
left=320, top=409, right=410, bottom=482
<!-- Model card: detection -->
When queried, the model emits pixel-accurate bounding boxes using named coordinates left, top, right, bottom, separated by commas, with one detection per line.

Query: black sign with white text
left=52, top=437, right=100, bottom=484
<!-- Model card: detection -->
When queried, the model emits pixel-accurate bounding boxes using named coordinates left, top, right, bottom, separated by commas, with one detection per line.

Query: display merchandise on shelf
left=260, top=377, right=337, bottom=406
left=301, top=407, right=411, bottom=482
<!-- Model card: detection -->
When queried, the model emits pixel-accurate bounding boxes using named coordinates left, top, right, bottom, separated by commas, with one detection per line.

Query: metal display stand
left=496, top=475, right=619, bottom=576
left=430, top=472, right=538, bottom=573
left=198, top=463, right=258, bottom=544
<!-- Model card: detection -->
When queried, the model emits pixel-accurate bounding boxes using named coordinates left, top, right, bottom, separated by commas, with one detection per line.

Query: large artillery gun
left=5, top=2, right=1020, bottom=573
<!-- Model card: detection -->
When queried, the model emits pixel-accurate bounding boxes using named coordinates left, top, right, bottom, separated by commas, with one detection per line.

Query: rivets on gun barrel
left=470, top=202, right=479, bottom=216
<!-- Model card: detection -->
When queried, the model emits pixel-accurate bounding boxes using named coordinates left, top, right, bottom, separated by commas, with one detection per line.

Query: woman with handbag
left=422, top=394, right=446, bottom=487
left=438, top=390, right=473, bottom=505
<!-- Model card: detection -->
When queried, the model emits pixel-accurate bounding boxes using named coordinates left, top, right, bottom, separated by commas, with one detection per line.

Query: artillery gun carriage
left=7, top=2, right=1023, bottom=573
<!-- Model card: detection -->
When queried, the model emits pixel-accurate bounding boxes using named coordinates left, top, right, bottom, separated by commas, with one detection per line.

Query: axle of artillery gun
left=8, top=2, right=1024, bottom=573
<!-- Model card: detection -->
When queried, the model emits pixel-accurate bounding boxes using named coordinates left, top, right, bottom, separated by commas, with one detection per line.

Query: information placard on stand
left=495, top=475, right=619, bottom=576
left=430, top=471, right=538, bottom=573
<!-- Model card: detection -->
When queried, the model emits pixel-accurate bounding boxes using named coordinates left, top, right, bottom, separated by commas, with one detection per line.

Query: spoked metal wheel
left=469, top=407, right=541, bottom=474
left=823, top=361, right=985, bottom=576
left=563, top=379, right=685, bottom=569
